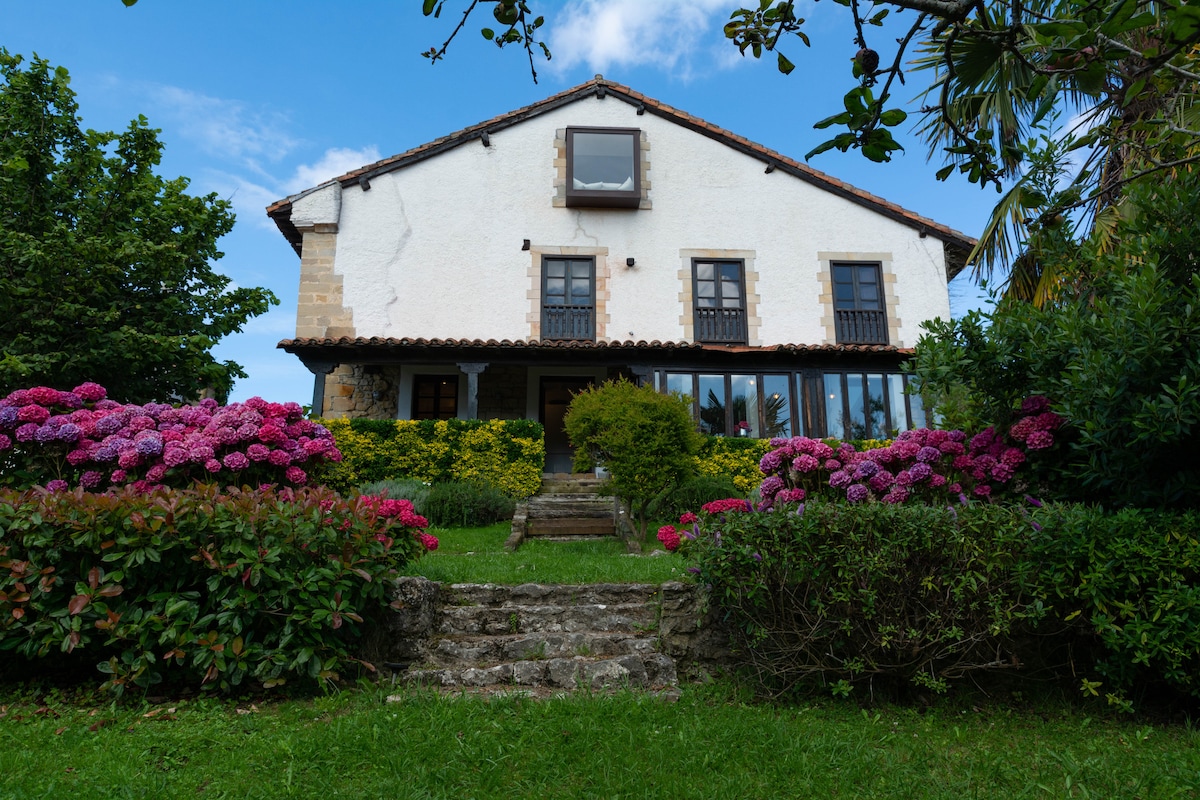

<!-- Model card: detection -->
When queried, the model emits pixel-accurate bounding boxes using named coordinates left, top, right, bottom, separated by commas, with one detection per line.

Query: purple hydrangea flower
left=917, top=446, right=942, bottom=463
left=45, top=479, right=69, bottom=493
left=846, top=484, right=870, bottom=503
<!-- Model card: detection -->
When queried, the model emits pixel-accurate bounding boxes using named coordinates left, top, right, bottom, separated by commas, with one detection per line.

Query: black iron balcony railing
left=542, top=305, right=595, bottom=341
left=835, top=309, right=888, bottom=345
left=695, top=307, right=747, bottom=344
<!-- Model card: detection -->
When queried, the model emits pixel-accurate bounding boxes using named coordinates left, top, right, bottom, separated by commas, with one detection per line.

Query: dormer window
left=565, top=127, right=640, bottom=208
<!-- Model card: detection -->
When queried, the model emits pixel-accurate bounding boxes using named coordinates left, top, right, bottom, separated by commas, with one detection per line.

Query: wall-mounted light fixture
left=480, top=131, right=491, bottom=147
left=626, top=257, right=636, bottom=268
left=636, top=103, right=646, bottom=115
left=764, top=162, right=776, bottom=174
left=358, top=175, right=371, bottom=191
left=522, top=239, right=531, bottom=251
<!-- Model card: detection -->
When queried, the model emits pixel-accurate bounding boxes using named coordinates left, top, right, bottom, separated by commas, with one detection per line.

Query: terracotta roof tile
left=277, top=336, right=912, bottom=356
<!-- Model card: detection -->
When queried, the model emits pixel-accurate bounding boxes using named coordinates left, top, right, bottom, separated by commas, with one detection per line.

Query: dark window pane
left=695, top=262, right=714, bottom=281
left=699, top=375, right=726, bottom=435
left=761, top=375, right=792, bottom=438
left=858, top=265, right=877, bottom=284
left=847, top=374, right=867, bottom=439
left=824, top=373, right=844, bottom=440
left=888, top=373, right=909, bottom=432
left=867, top=374, right=886, bottom=438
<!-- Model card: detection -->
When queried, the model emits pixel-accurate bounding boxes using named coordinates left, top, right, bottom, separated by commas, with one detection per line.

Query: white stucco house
left=269, top=77, right=972, bottom=471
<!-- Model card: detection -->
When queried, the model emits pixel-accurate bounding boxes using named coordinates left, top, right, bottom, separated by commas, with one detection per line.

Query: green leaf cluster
left=0, top=483, right=423, bottom=693
left=0, top=51, right=277, bottom=403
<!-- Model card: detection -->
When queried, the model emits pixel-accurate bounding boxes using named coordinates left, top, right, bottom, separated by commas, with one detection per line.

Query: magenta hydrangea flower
left=285, top=465, right=307, bottom=485
left=0, top=434, right=11, bottom=451
left=1026, top=430, right=1054, bottom=450
left=246, top=443, right=271, bottom=461
left=73, top=382, right=107, bottom=402
left=110, top=469, right=127, bottom=484
left=204, top=459, right=222, bottom=473
left=17, top=405, right=51, bottom=424
left=80, top=470, right=103, bottom=489
left=223, top=451, right=250, bottom=471
left=45, top=479, right=69, bottom=493
left=268, top=449, right=292, bottom=467
left=16, top=423, right=39, bottom=442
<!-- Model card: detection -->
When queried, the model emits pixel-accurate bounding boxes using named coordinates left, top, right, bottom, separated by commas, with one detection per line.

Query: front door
left=540, top=376, right=592, bottom=473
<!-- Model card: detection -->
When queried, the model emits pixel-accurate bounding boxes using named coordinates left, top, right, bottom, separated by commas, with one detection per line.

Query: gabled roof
left=267, top=76, right=974, bottom=279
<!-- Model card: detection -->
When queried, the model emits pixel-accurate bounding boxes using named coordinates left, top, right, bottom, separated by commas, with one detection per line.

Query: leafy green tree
left=0, top=51, right=277, bottom=403
left=909, top=169, right=1200, bottom=509
left=564, top=378, right=701, bottom=542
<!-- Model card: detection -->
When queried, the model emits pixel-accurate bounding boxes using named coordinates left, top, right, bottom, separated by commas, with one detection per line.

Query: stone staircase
left=507, top=473, right=624, bottom=549
left=383, top=578, right=728, bottom=696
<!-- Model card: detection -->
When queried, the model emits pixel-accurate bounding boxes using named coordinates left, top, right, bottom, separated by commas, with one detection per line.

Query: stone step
left=437, top=602, right=658, bottom=637
left=427, top=630, right=656, bottom=665
left=525, top=496, right=614, bottom=518
left=442, top=582, right=672, bottom=608
left=405, top=653, right=677, bottom=691
left=527, top=518, right=616, bottom=537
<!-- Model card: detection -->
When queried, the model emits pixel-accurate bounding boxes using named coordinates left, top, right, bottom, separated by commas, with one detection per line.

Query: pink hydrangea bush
left=0, top=383, right=342, bottom=491
left=756, top=398, right=1064, bottom=509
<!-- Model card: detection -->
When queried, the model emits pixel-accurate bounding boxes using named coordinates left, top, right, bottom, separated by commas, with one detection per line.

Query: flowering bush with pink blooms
left=0, top=483, right=434, bottom=693
left=754, top=399, right=1062, bottom=510
left=0, top=383, right=342, bottom=491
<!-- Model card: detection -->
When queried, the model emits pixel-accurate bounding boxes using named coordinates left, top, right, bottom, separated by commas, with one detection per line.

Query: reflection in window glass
left=847, top=374, right=866, bottom=439
left=699, top=375, right=726, bottom=435
left=910, top=389, right=927, bottom=429
left=666, top=373, right=692, bottom=401
left=572, top=132, right=635, bottom=188
left=824, top=374, right=844, bottom=440
left=761, top=375, right=792, bottom=438
left=868, top=374, right=886, bottom=439
left=729, top=375, right=760, bottom=438
left=888, top=374, right=908, bottom=433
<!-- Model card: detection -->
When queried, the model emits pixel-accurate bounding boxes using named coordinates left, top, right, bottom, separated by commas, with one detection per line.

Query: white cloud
left=285, top=146, right=381, bottom=194
left=149, top=85, right=300, bottom=164
left=548, top=0, right=734, bottom=79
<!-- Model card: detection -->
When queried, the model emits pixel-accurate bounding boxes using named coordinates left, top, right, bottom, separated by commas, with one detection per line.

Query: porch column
left=457, top=362, right=489, bottom=419
left=304, top=361, right=338, bottom=417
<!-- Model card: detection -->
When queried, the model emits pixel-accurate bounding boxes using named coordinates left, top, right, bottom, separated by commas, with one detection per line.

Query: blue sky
left=7, top=0, right=998, bottom=405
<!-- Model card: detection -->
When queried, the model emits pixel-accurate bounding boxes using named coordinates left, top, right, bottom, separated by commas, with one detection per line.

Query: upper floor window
left=832, top=262, right=888, bottom=345
left=565, top=127, right=640, bottom=209
left=693, top=259, right=747, bottom=344
left=542, top=256, right=595, bottom=341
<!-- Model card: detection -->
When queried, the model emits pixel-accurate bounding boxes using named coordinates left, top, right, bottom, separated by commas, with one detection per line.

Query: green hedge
left=0, top=484, right=424, bottom=693
left=322, top=418, right=544, bottom=497
left=1022, top=504, right=1200, bottom=707
left=683, top=498, right=1200, bottom=707
left=686, top=500, right=1029, bottom=698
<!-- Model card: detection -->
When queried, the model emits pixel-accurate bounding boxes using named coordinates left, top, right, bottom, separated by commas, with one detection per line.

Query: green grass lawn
left=3, top=684, right=1198, bottom=799
left=400, top=523, right=686, bottom=585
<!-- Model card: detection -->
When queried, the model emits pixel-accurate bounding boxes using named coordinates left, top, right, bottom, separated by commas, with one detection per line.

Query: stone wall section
left=296, top=225, right=355, bottom=340
left=323, top=364, right=400, bottom=419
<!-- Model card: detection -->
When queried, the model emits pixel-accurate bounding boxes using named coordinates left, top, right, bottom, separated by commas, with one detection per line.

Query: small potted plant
left=735, top=420, right=752, bottom=437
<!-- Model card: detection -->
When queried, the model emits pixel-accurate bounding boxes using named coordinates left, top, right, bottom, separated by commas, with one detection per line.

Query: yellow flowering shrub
left=322, top=418, right=544, bottom=497
left=693, top=437, right=772, bottom=495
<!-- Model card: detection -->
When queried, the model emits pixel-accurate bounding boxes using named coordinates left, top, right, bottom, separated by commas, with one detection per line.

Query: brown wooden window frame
left=692, top=259, right=748, bottom=345
left=541, top=256, right=596, bottom=342
left=411, top=374, right=459, bottom=420
left=564, top=127, right=641, bottom=209
left=832, top=261, right=889, bottom=345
